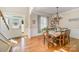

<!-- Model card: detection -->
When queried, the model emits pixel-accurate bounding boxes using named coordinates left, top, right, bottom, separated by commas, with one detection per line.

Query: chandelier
left=53, top=7, right=62, bottom=24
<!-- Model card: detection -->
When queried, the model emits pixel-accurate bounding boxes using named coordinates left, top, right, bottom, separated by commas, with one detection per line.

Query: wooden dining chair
left=64, top=30, right=70, bottom=44
left=43, top=32, right=49, bottom=45
left=43, top=32, right=57, bottom=48
left=55, top=30, right=66, bottom=47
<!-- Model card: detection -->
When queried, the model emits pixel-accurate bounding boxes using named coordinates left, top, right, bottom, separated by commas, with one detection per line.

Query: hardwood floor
left=11, top=35, right=79, bottom=52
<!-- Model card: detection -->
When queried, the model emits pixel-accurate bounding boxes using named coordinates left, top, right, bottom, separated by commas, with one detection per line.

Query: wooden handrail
left=0, top=10, right=9, bottom=30
left=0, top=32, right=8, bottom=40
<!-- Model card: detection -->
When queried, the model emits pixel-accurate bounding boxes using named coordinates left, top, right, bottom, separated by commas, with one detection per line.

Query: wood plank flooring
left=11, top=35, right=79, bottom=52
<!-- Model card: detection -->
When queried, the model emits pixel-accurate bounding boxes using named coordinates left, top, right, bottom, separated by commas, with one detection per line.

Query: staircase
left=0, top=10, right=27, bottom=52
left=0, top=10, right=12, bottom=52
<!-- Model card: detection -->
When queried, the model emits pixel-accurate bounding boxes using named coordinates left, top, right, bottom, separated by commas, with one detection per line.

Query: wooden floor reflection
left=12, top=36, right=79, bottom=52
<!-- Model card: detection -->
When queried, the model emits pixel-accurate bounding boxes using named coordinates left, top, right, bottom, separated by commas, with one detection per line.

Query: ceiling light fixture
left=53, top=7, right=62, bottom=24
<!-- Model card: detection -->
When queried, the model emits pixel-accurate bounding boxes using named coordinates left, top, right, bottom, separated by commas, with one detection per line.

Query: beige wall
left=59, top=8, right=79, bottom=39
left=30, top=13, right=38, bottom=37
left=31, top=8, right=79, bottom=39
left=30, top=12, right=50, bottom=37
left=1, top=7, right=79, bottom=39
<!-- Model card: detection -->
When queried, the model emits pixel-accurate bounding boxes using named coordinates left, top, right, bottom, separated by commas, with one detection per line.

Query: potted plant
left=42, top=27, right=49, bottom=33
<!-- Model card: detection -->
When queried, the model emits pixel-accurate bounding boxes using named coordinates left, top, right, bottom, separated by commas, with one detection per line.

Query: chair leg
left=47, top=42, right=54, bottom=48
left=68, top=37, right=70, bottom=44
left=48, top=42, right=50, bottom=48
left=59, top=40, right=62, bottom=46
left=62, top=40, right=65, bottom=45
left=44, top=37, right=45, bottom=45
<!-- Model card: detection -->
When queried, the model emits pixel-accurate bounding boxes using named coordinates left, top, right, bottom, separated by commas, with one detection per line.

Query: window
left=38, top=15, right=48, bottom=33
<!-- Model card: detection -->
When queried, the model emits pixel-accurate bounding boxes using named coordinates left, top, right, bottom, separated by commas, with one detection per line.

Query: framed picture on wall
left=11, top=18, right=21, bottom=29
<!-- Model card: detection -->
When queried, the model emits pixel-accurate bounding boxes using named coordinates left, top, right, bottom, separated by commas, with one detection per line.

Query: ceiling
left=0, top=7, right=78, bottom=15
left=32, top=7, right=78, bottom=15
left=0, top=7, right=28, bottom=15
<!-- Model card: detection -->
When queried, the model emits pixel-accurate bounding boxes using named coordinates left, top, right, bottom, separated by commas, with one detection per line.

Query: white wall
left=0, top=17, right=11, bottom=39
left=59, top=8, right=79, bottom=39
